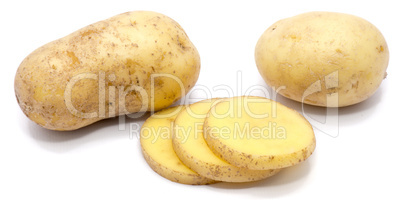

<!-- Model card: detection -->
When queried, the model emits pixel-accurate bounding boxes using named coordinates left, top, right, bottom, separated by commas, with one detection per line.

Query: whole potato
left=255, top=12, right=389, bottom=107
left=15, top=11, right=200, bottom=130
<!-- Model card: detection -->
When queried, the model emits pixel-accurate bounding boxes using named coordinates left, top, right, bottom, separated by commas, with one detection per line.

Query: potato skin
left=255, top=12, right=389, bottom=107
left=15, top=11, right=200, bottom=130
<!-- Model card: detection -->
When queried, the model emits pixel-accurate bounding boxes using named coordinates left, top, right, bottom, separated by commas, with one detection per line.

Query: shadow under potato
left=207, top=157, right=313, bottom=197
left=273, top=85, right=384, bottom=138
left=26, top=113, right=150, bottom=152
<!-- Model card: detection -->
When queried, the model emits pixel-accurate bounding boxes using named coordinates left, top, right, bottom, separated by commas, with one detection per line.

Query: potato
left=255, top=12, right=389, bottom=107
left=140, top=106, right=216, bottom=185
left=172, top=98, right=280, bottom=182
left=204, top=96, right=316, bottom=170
left=14, top=11, right=200, bottom=130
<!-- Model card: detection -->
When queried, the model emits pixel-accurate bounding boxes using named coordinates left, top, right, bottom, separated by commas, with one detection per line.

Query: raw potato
left=140, top=106, right=216, bottom=185
left=255, top=12, right=389, bottom=107
left=173, top=98, right=280, bottom=182
left=15, top=11, right=200, bottom=130
left=204, top=96, right=316, bottom=170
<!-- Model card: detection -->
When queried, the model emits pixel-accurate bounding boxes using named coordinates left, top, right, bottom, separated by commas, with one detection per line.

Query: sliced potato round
left=204, top=96, right=316, bottom=170
left=140, top=106, right=216, bottom=185
left=172, top=99, right=280, bottom=182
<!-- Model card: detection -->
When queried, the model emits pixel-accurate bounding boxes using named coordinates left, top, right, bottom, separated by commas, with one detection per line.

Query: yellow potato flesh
left=140, top=106, right=215, bottom=185
left=204, top=96, right=316, bottom=170
left=173, top=99, right=280, bottom=182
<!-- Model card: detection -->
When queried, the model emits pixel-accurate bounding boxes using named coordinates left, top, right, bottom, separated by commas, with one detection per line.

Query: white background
left=1, top=0, right=401, bottom=207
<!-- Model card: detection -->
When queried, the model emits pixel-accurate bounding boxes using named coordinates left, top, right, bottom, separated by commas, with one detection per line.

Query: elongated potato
left=172, top=98, right=280, bottom=182
left=204, top=96, right=316, bottom=170
left=15, top=11, right=200, bottom=130
left=140, top=106, right=216, bottom=185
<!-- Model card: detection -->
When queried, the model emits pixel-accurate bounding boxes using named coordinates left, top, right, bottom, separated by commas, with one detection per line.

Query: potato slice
left=140, top=106, right=216, bottom=185
left=204, top=96, right=316, bottom=170
left=172, top=99, right=280, bottom=182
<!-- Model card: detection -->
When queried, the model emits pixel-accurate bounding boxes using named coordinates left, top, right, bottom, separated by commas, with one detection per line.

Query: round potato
left=15, top=11, right=200, bottom=130
left=255, top=12, right=389, bottom=107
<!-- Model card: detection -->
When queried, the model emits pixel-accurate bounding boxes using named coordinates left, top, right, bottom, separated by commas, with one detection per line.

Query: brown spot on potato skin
left=125, top=58, right=141, bottom=71
left=66, top=51, right=80, bottom=66
left=376, top=45, right=384, bottom=53
left=80, top=29, right=98, bottom=38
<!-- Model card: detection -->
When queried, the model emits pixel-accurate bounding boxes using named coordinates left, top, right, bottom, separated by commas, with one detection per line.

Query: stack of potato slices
left=140, top=96, right=316, bottom=185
